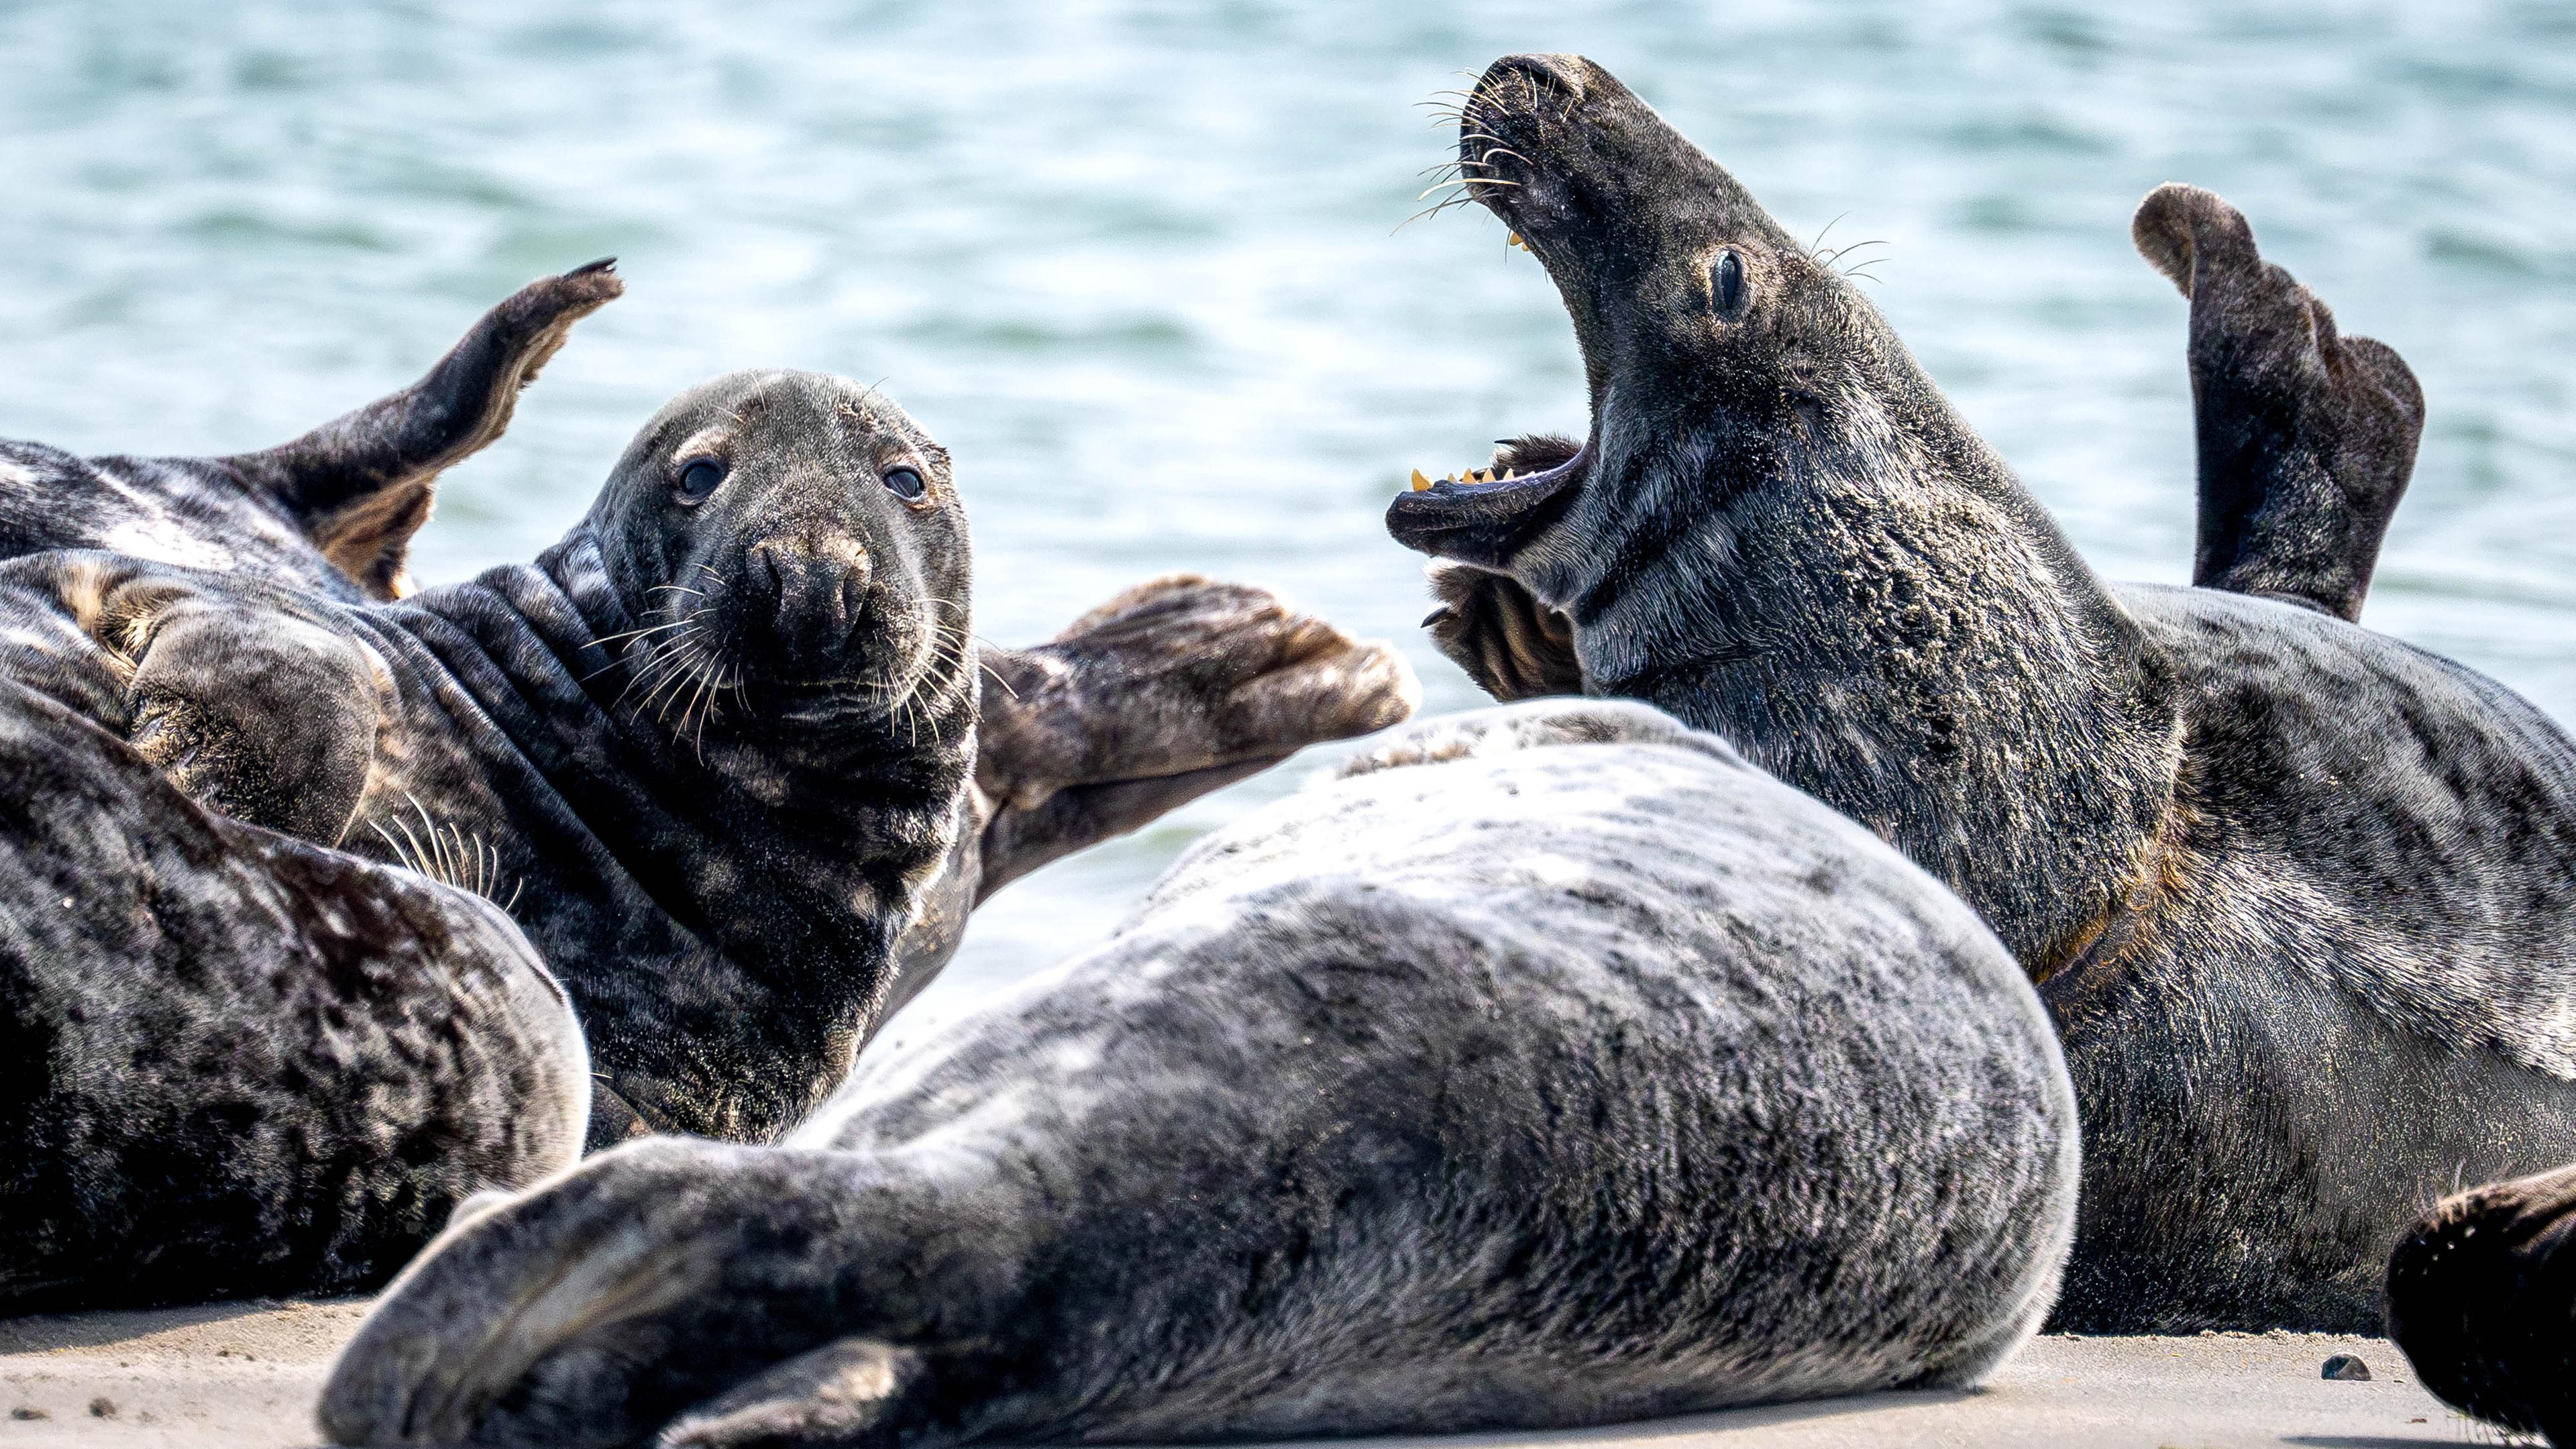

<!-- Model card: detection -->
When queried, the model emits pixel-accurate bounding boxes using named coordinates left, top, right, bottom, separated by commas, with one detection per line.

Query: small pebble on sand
left=10, top=1406, right=51, bottom=1421
left=88, top=1395, right=118, bottom=1417
left=2320, top=1354, right=2371, bottom=1381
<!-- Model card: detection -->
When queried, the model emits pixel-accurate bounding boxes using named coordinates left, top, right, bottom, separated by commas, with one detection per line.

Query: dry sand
left=0, top=1299, right=2522, bottom=1448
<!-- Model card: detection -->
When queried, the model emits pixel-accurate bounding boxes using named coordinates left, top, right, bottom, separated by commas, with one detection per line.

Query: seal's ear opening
left=219, top=260, right=625, bottom=599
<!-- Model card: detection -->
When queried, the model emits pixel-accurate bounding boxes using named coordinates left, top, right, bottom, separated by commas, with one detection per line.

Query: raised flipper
left=0, top=262, right=622, bottom=601
left=2133, top=184, right=2424, bottom=623
left=213, top=259, right=625, bottom=598
left=969, top=574, right=1419, bottom=900
left=879, top=576, right=1418, bottom=1024
left=1417, top=433, right=1584, bottom=697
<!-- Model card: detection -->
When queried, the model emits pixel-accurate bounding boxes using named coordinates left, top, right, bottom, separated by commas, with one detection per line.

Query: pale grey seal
left=1385, top=54, right=2576, bottom=1331
left=316, top=698, right=2079, bottom=1448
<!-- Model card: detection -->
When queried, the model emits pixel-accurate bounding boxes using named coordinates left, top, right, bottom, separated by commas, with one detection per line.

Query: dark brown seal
left=2386, top=1161, right=2576, bottom=1446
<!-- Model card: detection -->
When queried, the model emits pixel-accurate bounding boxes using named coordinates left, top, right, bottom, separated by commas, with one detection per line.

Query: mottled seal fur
left=317, top=698, right=2080, bottom=1449
left=0, top=672, right=590, bottom=1311
left=2386, top=1160, right=2576, bottom=1446
left=1387, top=54, right=2576, bottom=1331
left=0, top=274, right=1413, bottom=1308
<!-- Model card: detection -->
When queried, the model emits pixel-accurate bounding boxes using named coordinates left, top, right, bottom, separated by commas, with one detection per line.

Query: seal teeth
left=1409, top=468, right=1433, bottom=493
left=1507, top=231, right=1528, bottom=251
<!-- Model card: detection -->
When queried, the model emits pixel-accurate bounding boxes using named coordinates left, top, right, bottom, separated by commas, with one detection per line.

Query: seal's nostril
left=1484, top=53, right=1589, bottom=111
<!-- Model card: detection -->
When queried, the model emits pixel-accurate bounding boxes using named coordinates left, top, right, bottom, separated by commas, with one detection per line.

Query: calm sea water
left=5, top=1, right=2573, bottom=1040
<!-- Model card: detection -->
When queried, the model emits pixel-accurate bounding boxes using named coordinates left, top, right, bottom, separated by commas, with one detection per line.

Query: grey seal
left=2385, top=1160, right=2576, bottom=1446
left=316, top=698, right=2080, bottom=1449
left=1385, top=54, right=2576, bottom=1331
left=0, top=277, right=1413, bottom=1309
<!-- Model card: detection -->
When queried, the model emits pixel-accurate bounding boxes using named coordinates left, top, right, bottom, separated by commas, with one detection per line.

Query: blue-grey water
left=5, top=1, right=2573, bottom=1040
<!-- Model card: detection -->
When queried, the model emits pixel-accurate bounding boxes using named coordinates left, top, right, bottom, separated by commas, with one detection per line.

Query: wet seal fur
left=1387, top=55, right=2576, bottom=1331
left=0, top=272, right=1415, bottom=1309
left=318, top=699, right=2080, bottom=1449
left=2385, top=1159, right=2576, bottom=1446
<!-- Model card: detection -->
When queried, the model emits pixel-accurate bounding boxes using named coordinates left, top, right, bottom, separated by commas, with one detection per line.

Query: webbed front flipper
left=2134, top=183, right=2424, bottom=623
left=969, top=574, right=1418, bottom=899
left=123, top=588, right=382, bottom=843
left=654, top=1340, right=943, bottom=1449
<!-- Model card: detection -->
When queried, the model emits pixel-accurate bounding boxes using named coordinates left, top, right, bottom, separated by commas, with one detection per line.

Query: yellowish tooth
left=1503, top=468, right=1518, bottom=480
left=1410, top=468, right=1433, bottom=492
left=1507, top=231, right=1527, bottom=250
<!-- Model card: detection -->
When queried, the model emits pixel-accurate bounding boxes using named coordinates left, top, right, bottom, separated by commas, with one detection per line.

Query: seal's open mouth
left=1385, top=54, right=1613, bottom=570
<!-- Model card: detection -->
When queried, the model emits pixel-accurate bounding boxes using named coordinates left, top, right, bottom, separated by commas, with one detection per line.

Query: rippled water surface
left=6, top=1, right=2573, bottom=1034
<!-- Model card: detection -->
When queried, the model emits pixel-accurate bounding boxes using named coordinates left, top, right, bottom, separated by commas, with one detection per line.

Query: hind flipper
left=213, top=260, right=625, bottom=598
left=2133, top=183, right=2424, bottom=623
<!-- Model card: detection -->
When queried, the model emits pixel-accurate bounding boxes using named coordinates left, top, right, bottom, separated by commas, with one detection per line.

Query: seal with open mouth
left=0, top=274, right=1415, bottom=1309
left=1387, top=54, right=2576, bottom=1332
left=317, top=698, right=2078, bottom=1449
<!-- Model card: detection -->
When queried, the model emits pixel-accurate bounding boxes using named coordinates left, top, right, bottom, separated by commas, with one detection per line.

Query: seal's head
left=1385, top=56, right=2166, bottom=967
left=588, top=370, right=971, bottom=736
left=1386, top=54, right=2036, bottom=687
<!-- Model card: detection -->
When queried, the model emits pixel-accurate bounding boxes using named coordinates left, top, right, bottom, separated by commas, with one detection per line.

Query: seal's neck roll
left=1564, top=343, right=2180, bottom=972
left=1390, top=54, right=2181, bottom=970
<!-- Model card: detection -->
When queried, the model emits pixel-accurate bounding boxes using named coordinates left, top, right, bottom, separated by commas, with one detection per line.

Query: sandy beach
left=0, top=1301, right=2502, bottom=1449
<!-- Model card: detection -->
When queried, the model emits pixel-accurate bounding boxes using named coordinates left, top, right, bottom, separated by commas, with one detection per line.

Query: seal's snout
left=1477, top=53, right=1592, bottom=113
left=747, top=533, right=875, bottom=657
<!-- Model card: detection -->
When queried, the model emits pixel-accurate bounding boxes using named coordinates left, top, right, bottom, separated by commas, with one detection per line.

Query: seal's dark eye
left=1713, top=250, right=1746, bottom=315
left=675, top=458, right=727, bottom=503
left=882, top=467, right=926, bottom=500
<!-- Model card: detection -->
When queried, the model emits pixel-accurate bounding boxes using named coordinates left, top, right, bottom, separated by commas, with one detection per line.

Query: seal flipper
left=2133, top=184, right=2424, bottom=623
left=1424, top=560, right=1582, bottom=701
left=653, top=1340, right=941, bottom=1449
left=215, top=260, right=625, bottom=598
left=1417, top=433, right=1585, bottom=700
left=967, top=574, right=1417, bottom=899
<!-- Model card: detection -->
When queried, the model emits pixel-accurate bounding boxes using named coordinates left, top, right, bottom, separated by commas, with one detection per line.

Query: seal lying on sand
left=318, top=699, right=2080, bottom=1449
left=2386, top=1161, right=2576, bottom=1447
left=1387, top=54, right=2576, bottom=1332
left=0, top=282, right=1413, bottom=1309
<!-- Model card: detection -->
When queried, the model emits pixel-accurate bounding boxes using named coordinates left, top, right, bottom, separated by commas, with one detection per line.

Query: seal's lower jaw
left=1386, top=439, right=1589, bottom=569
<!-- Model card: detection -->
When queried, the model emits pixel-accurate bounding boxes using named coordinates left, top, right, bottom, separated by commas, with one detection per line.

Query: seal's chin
left=1385, top=435, right=1589, bottom=569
